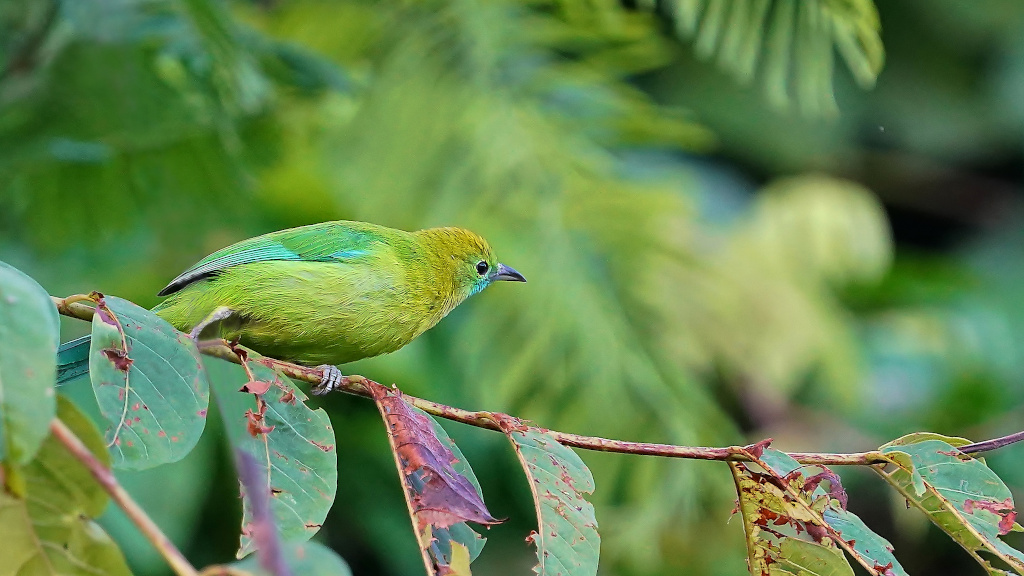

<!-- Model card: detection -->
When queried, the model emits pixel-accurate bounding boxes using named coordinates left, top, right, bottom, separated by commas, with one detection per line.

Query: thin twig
left=52, top=295, right=95, bottom=321
left=959, top=430, right=1024, bottom=455
left=53, top=294, right=1024, bottom=467
left=50, top=418, right=200, bottom=576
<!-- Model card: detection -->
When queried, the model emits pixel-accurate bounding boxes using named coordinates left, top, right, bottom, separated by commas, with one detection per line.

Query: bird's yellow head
left=416, top=227, right=526, bottom=301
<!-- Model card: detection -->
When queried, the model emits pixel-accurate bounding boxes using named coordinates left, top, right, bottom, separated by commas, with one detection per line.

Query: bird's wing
left=157, top=221, right=382, bottom=296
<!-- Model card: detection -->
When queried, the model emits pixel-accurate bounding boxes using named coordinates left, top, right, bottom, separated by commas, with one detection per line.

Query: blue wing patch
left=331, top=249, right=368, bottom=259
left=157, top=222, right=382, bottom=296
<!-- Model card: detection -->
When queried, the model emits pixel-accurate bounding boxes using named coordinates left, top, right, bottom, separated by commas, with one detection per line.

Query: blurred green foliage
left=2, top=0, right=1023, bottom=574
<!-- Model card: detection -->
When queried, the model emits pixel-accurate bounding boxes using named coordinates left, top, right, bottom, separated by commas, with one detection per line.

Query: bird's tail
left=57, top=335, right=91, bottom=385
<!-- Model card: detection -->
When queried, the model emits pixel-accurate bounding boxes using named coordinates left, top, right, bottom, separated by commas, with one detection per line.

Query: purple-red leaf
left=370, top=382, right=499, bottom=574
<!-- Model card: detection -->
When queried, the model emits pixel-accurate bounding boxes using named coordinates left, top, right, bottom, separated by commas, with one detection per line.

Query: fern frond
left=667, top=0, right=884, bottom=115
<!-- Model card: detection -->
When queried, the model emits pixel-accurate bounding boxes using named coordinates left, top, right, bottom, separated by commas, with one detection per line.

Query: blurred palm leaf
left=664, top=0, right=884, bottom=115
left=246, top=1, right=891, bottom=570
left=2, top=0, right=899, bottom=573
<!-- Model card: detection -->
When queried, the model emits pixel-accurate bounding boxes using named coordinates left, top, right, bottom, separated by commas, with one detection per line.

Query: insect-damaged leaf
left=496, top=419, right=600, bottom=576
left=224, top=449, right=352, bottom=576
left=729, top=459, right=854, bottom=576
left=0, top=261, right=58, bottom=465
left=877, top=434, right=1024, bottom=574
left=424, top=413, right=488, bottom=566
left=88, top=295, right=210, bottom=469
left=207, top=356, right=337, bottom=558
left=731, top=445, right=906, bottom=576
left=773, top=538, right=853, bottom=576
left=232, top=449, right=293, bottom=576
left=823, top=508, right=904, bottom=576
left=0, top=396, right=131, bottom=576
left=369, top=382, right=497, bottom=575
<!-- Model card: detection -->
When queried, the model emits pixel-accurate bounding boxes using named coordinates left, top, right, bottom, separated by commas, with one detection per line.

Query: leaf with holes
left=207, top=356, right=337, bottom=558
left=88, top=295, right=209, bottom=469
left=497, top=422, right=599, bottom=576
left=370, top=382, right=498, bottom=575
left=877, top=434, right=1024, bottom=574
left=0, top=396, right=131, bottom=575
left=0, top=261, right=58, bottom=465
left=226, top=448, right=351, bottom=576
left=728, top=460, right=854, bottom=576
left=737, top=445, right=907, bottom=576
left=823, top=508, right=904, bottom=576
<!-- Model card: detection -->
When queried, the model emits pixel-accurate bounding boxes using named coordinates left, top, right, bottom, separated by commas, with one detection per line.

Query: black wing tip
left=157, top=271, right=217, bottom=297
left=157, top=277, right=190, bottom=297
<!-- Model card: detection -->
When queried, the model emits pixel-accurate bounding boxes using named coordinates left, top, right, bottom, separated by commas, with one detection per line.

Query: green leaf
left=822, top=508, right=905, bottom=576
left=231, top=540, right=352, bottom=576
left=501, top=427, right=600, bottom=576
left=369, top=383, right=497, bottom=575
left=772, top=538, right=854, bottom=576
left=0, top=396, right=131, bottom=576
left=882, top=432, right=974, bottom=449
left=207, top=356, right=337, bottom=558
left=0, top=261, right=58, bottom=465
left=88, top=295, right=210, bottom=469
left=878, top=436, right=1024, bottom=574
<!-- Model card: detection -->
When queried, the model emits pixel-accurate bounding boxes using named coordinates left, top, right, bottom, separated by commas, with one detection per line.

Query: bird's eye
left=475, top=261, right=489, bottom=275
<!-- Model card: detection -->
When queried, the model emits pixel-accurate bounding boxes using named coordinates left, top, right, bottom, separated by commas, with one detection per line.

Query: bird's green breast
left=153, top=239, right=458, bottom=366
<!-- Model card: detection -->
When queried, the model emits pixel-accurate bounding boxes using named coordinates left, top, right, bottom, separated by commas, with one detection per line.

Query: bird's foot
left=313, top=365, right=344, bottom=396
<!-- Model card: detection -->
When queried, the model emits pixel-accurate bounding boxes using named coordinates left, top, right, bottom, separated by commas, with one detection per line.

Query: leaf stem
left=49, top=417, right=200, bottom=576
left=53, top=294, right=1024, bottom=467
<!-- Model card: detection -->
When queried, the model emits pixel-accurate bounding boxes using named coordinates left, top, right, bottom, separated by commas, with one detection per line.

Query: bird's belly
left=156, top=261, right=429, bottom=366
left=236, top=313, right=415, bottom=366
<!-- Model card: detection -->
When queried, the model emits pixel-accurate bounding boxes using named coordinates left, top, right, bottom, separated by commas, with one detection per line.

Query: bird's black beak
left=491, top=263, right=526, bottom=282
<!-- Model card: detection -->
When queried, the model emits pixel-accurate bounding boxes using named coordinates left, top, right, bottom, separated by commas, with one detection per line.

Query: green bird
left=57, top=221, right=525, bottom=393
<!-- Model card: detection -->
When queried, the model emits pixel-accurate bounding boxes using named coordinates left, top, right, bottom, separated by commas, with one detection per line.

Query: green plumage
left=151, top=221, right=524, bottom=366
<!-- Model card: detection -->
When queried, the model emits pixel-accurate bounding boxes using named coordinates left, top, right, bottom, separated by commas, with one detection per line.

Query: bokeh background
left=3, top=0, right=1024, bottom=574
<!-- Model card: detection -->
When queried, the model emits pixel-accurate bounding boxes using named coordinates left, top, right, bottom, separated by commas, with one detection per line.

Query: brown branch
left=53, top=294, right=1024, bottom=467
left=50, top=418, right=199, bottom=576
left=958, top=430, right=1024, bottom=455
